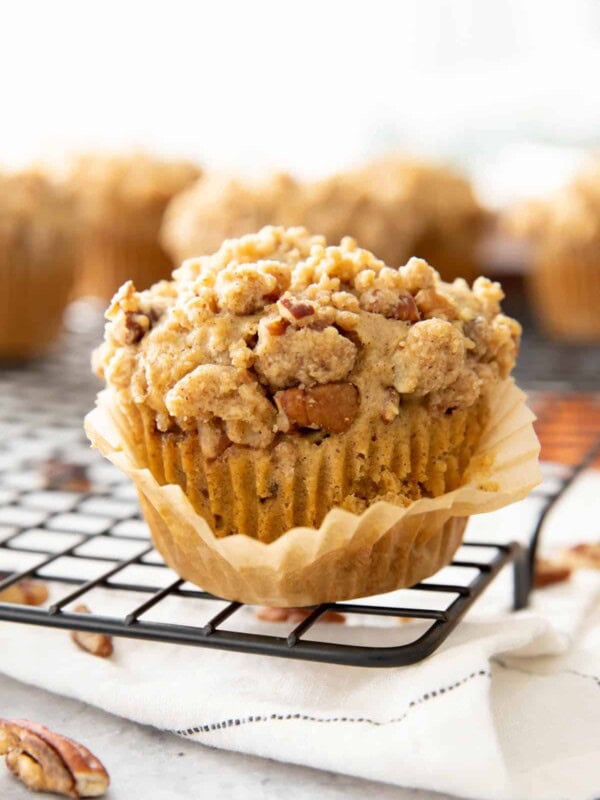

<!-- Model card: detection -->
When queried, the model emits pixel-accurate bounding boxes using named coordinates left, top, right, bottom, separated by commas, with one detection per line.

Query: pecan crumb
left=0, top=718, right=110, bottom=797
left=360, top=289, right=420, bottom=322
left=42, top=460, right=90, bottom=493
left=0, top=580, right=48, bottom=606
left=266, top=317, right=290, bottom=336
left=275, top=383, right=359, bottom=434
left=280, top=296, right=315, bottom=321
left=70, top=605, right=114, bottom=658
left=533, top=559, right=572, bottom=588
left=124, top=311, right=150, bottom=345
left=562, top=542, right=600, bottom=570
left=256, top=607, right=345, bottom=624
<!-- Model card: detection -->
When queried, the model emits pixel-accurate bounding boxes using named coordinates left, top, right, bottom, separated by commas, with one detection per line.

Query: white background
left=2, top=0, right=600, bottom=200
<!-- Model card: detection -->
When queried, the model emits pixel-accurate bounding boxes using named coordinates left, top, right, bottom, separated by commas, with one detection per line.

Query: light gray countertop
left=0, top=673, right=458, bottom=800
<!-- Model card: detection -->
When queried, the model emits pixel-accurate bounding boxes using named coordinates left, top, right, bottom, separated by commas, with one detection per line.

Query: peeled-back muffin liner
left=85, top=379, right=540, bottom=606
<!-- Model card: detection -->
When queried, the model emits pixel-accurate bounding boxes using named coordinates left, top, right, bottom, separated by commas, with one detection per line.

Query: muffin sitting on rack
left=86, top=226, right=540, bottom=605
left=0, top=170, right=78, bottom=359
left=68, top=152, right=201, bottom=300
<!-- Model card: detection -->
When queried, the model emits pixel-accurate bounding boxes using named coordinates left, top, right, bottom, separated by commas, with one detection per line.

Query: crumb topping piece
left=95, top=226, right=520, bottom=449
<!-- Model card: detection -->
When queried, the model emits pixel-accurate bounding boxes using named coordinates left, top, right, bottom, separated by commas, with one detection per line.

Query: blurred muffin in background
left=162, top=158, right=487, bottom=284
left=508, top=160, right=600, bottom=341
left=162, top=172, right=302, bottom=262
left=69, top=153, right=201, bottom=299
left=301, top=157, right=489, bottom=282
left=0, top=170, right=77, bottom=359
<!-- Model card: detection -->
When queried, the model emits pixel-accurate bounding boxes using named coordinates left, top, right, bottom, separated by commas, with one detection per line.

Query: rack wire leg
left=512, top=544, right=531, bottom=610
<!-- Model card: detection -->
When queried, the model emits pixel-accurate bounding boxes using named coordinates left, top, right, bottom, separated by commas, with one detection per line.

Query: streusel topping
left=94, top=226, right=520, bottom=451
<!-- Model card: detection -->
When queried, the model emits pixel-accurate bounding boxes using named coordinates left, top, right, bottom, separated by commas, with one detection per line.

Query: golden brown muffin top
left=94, top=226, right=520, bottom=453
left=507, top=159, right=600, bottom=252
left=0, top=169, right=76, bottom=245
left=68, top=153, right=201, bottom=220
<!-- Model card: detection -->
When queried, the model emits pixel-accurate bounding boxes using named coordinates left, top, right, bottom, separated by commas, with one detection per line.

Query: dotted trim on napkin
left=174, top=668, right=490, bottom=736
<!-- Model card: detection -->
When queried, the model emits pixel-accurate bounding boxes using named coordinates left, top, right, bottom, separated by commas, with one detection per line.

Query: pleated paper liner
left=85, top=379, right=541, bottom=606
left=114, top=395, right=489, bottom=543
left=528, top=252, right=600, bottom=341
left=0, top=237, right=75, bottom=359
left=74, top=221, right=174, bottom=300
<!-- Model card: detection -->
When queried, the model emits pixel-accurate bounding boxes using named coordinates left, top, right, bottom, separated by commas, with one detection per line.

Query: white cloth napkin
left=1, top=470, right=599, bottom=800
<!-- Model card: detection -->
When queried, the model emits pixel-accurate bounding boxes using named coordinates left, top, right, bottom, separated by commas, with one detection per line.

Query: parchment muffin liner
left=75, top=219, right=174, bottom=300
left=528, top=252, right=600, bottom=341
left=0, top=235, right=75, bottom=359
left=85, top=379, right=540, bottom=606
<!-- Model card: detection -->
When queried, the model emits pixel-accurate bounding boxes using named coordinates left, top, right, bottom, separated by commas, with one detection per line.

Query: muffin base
left=86, top=379, right=541, bottom=605
left=120, top=397, right=490, bottom=543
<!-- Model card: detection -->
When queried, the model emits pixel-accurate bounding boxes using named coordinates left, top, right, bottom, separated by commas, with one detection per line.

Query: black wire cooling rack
left=0, top=325, right=599, bottom=668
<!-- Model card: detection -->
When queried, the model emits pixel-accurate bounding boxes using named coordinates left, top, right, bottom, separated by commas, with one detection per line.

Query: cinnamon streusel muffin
left=69, top=153, right=201, bottom=299
left=0, top=170, right=77, bottom=358
left=302, top=158, right=488, bottom=282
left=93, top=226, right=520, bottom=544
left=509, top=160, right=600, bottom=340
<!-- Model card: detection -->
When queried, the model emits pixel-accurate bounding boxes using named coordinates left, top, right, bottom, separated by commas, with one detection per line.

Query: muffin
left=162, top=159, right=487, bottom=285
left=301, top=157, right=488, bottom=282
left=69, top=153, right=201, bottom=299
left=0, top=170, right=77, bottom=359
left=162, top=171, right=302, bottom=262
left=93, top=226, right=521, bottom=545
left=508, top=160, right=600, bottom=341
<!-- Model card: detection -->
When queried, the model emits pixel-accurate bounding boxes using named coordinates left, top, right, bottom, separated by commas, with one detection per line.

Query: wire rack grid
left=0, top=329, right=599, bottom=668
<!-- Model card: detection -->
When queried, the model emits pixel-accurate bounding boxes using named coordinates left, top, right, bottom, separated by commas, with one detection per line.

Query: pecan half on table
left=0, top=719, right=109, bottom=798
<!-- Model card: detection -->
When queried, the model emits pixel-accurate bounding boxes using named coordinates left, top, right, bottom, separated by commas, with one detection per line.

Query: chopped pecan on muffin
left=94, top=226, right=520, bottom=539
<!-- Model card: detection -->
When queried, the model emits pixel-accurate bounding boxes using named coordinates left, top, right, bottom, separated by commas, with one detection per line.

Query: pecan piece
left=279, top=296, right=315, bottom=322
left=70, top=605, right=113, bottom=658
left=0, top=719, right=109, bottom=797
left=360, top=289, right=420, bottom=322
left=414, top=288, right=458, bottom=321
left=561, top=542, right=600, bottom=570
left=0, top=580, right=48, bottom=606
left=124, top=311, right=150, bottom=345
left=275, top=383, right=359, bottom=433
left=265, top=317, right=290, bottom=336
left=42, top=460, right=90, bottom=493
left=533, top=559, right=572, bottom=588
left=256, top=607, right=345, bottom=624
